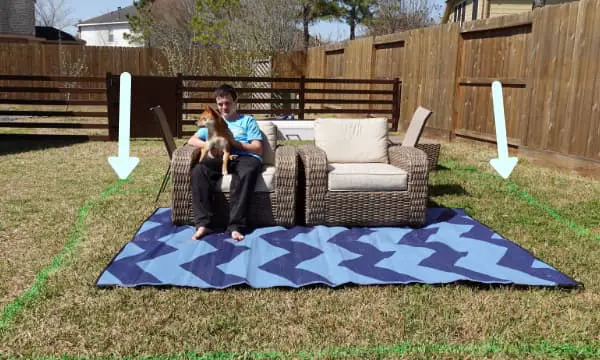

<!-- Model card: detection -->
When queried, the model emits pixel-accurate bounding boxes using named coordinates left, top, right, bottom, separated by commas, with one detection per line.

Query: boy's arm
left=233, top=140, right=263, bottom=156
left=188, top=128, right=208, bottom=148
left=231, top=117, right=263, bottom=156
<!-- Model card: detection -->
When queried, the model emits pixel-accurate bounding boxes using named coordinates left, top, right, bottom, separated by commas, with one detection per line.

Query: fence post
left=391, top=77, right=401, bottom=132
left=298, top=75, right=305, bottom=120
left=176, top=73, right=183, bottom=138
left=106, top=72, right=118, bottom=141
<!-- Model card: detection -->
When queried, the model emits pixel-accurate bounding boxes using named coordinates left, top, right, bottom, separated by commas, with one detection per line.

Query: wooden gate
left=107, top=74, right=179, bottom=139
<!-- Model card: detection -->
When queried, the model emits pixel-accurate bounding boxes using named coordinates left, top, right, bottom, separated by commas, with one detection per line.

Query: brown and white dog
left=196, top=105, right=236, bottom=175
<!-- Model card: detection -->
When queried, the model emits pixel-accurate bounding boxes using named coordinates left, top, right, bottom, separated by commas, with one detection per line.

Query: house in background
left=0, top=0, right=84, bottom=44
left=443, top=0, right=578, bottom=24
left=35, top=26, right=85, bottom=44
left=77, top=5, right=143, bottom=47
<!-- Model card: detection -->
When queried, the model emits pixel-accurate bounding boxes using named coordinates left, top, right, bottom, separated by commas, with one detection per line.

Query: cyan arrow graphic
left=489, top=80, right=518, bottom=179
left=108, top=72, right=139, bottom=179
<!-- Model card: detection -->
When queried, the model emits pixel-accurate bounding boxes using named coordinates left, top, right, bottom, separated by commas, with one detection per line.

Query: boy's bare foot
left=231, top=230, right=245, bottom=241
left=192, top=226, right=212, bottom=240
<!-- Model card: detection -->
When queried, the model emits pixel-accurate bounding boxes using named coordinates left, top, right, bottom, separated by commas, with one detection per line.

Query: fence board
left=371, top=34, right=404, bottom=114
left=539, top=5, right=564, bottom=150
left=343, top=37, right=373, bottom=111
left=571, top=0, right=600, bottom=158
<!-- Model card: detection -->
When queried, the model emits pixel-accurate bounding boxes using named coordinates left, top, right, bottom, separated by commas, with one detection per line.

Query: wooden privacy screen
left=177, top=75, right=401, bottom=137
left=0, top=74, right=109, bottom=140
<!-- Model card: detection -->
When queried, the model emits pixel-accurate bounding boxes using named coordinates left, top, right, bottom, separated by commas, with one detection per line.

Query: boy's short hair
left=214, top=84, right=237, bottom=101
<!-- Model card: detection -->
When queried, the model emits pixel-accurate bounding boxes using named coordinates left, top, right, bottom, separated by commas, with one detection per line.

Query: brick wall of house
left=0, top=0, right=35, bottom=36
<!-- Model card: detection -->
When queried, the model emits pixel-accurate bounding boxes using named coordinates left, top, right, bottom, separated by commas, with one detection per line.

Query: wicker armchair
left=171, top=121, right=298, bottom=228
left=298, top=117, right=430, bottom=227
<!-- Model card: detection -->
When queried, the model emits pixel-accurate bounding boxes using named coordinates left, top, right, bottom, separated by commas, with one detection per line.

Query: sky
left=62, top=0, right=446, bottom=41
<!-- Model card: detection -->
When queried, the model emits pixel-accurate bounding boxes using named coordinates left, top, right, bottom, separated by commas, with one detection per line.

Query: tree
left=191, top=0, right=240, bottom=47
left=35, top=0, right=74, bottom=30
left=228, top=0, right=305, bottom=54
left=338, top=0, right=377, bottom=40
left=126, top=0, right=302, bottom=77
left=298, top=0, right=342, bottom=50
left=126, top=0, right=210, bottom=75
left=124, top=0, right=155, bottom=46
left=365, top=0, right=439, bottom=36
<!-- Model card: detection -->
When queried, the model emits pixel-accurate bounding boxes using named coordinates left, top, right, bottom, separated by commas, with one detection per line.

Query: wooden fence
left=0, top=74, right=109, bottom=140
left=0, top=44, right=303, bottom=78
left=0, top=44, right=167, bottom=76
left=1, top=0, right=599, bottom=168
left=0, top=74, right=399, bottom=139
left=303, top=0, right=600, bottom=167
left=177, top=75, right=400, bottom=137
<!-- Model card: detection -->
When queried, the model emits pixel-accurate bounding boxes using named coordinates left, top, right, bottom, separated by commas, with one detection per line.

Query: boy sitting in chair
left=187, top=84, right=264, bottom=241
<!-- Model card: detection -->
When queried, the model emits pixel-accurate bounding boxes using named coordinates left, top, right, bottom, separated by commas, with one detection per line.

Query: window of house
left=108, top=29, right=114, bottom=42
left=454, top=2, right=467, bottom=24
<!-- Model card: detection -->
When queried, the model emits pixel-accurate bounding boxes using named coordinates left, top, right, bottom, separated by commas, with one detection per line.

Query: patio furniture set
left=152, top=106, right=440, bottom=229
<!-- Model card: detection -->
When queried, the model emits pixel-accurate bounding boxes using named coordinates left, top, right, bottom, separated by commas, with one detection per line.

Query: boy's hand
left=232, top=140, right=243, bottom=149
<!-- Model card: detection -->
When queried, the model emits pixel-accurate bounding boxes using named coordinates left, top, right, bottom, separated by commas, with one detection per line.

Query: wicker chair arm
left=274, top=145, right=298, bottom=188
left=297, top=144, right=328, bottom=190
left=388, top=146, right=429, bottom=174
left=297, top=144, right=328, bottom=225
left=273, top=145, right=298, bottom=227
left=388, top=145, right=429, bottom=226
left=172, top=144, right=202, bottom=176
left=170, top=144, right=202, bottom=225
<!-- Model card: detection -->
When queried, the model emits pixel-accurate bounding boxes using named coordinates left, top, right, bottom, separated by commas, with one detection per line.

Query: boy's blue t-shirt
left=194, top=114, right=263, bottom=162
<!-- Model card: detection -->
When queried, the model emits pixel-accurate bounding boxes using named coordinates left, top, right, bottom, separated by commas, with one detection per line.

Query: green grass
left=1, top=137, right=600, bottom=358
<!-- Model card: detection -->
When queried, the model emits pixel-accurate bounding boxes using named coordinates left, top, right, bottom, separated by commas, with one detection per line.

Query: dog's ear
left=208, top=105, right=220, bottom=118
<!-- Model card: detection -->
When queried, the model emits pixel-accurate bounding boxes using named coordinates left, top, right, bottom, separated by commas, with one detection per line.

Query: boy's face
left=216, top=94, right=237, bottom=118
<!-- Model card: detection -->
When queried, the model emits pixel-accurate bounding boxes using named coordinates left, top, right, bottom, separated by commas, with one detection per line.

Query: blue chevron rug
left=96, top=208, right=579, bottom=289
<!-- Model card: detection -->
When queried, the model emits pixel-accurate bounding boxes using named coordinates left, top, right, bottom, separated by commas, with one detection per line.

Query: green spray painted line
left=28, top=340, right=600, bottom=359
left=0, top=180, right=127, bottom=332
left=443, top=159, right=600, bottom=242
left=1, top=168, right=597, bottom=358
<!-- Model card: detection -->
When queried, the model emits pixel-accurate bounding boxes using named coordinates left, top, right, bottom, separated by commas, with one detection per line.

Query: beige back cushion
left=257, top=121, right=277, bottom=166
left=403, top=106, right=432, bottom=147
left=314, top=118, right=389, bottom=163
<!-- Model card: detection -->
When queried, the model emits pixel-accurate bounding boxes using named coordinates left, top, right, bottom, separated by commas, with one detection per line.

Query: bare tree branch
left=229, top=0, right=304, bottom=54
left=365, top=0, right=439, bottom=36
left=35, top=0, right=74, bottom=30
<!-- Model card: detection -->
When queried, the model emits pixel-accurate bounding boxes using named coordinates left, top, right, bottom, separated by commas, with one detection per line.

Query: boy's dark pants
left=191, top=155, right=262, bottom=234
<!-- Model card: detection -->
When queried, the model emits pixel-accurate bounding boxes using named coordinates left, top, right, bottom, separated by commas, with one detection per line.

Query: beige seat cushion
left=314, top=118, right=389, bottom=163
left=257, top=121, right=277, bottom=166
left=327, top=163, right=408, bottom=192
left=217, top=166, right=275, bottom=193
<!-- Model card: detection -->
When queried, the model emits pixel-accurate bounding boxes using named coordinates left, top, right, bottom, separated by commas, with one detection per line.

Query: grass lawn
left=0, top=136, right=599, bottom=359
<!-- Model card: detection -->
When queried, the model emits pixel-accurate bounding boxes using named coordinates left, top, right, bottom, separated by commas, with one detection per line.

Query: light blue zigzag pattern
left=96, top=208, right=579, bottom=289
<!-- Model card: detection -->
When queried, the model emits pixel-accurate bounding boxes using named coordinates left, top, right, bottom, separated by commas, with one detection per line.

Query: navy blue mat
left=96, top=208, right=579, bottom=289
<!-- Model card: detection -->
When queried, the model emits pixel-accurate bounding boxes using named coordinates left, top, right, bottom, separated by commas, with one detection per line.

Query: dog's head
left=196, top=105, right=221, bottom=127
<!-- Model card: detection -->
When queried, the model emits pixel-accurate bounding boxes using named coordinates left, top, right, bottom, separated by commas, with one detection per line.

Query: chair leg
left=155, top=163, right=171, bottom=203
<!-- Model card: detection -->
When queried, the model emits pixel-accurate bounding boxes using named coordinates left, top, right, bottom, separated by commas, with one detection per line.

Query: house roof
left=35, top=26, right=81, bottom=42
left=78, top=5, right=137, bottom=25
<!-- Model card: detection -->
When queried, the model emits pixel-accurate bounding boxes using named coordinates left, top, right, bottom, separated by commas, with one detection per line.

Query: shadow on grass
left=0, top=134, right=90, bottom=155
left=428, top=184, right=469, bottom=198
left=96, top=278, right=582, bottom=293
